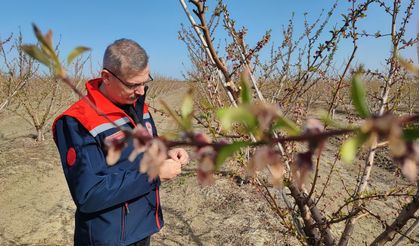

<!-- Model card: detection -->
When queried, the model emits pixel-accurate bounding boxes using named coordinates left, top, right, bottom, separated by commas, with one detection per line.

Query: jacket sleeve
left=54, top=116, right=155, bottom=214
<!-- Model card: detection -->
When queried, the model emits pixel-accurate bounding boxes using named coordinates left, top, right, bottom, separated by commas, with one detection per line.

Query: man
left=53, top=39, right=188, bottom=245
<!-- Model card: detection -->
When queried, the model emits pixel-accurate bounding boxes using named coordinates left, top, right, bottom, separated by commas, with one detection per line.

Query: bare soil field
left=0, top=82, right=417, bottom=245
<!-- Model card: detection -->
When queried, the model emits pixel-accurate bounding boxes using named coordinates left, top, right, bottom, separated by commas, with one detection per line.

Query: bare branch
left=371, top=183, right=419, bottom=245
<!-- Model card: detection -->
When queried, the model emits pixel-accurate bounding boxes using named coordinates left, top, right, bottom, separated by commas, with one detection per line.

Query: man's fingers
left=178, top=154, right=189, bottom=165
left=159, top=159, right=181, bottom=181
left=167, top=149, right=180, bottom=160
left=168, top=151, right=178, bottom=161
left=168, top=148, right=190, bottom=165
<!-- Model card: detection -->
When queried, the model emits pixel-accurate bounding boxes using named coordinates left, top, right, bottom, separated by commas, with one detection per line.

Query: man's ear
left=101, top=69, right=111, bottom=85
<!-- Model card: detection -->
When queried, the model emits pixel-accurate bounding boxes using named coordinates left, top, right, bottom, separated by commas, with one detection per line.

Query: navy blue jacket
left=53, top=79, right=163, bottom=245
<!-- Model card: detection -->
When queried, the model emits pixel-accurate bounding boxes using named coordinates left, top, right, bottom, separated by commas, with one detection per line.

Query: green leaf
left=271, top=116, right=301, bottom=136
left=308, top=66, right=317, bottom=72
left=180, top=89, right=194, bottom=131
left=33, top=24, right=51, bottom=51
left=215, top=141, right=251, bottom=170
left=340, top=133, right=369, bottom=163
left=32, top=24, right=55, bottom=59
left=217, top=107, right=257, bottom=132
left=181, top=88, right=193, bottom=118
left=239, top=73, right=252, bottom=104
left=45, top=30, right=53, bottom=48
left=403, top=127, right=419, bottom=141
left=67, top=46, right=90, bottom=65
left=21, top=45, right=50, bottom=67
left=31, top=24, right=61, bottom=72
left=351, top=74, right=370, bottom=118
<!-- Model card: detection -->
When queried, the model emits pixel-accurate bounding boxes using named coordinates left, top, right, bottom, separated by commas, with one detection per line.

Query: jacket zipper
left=121, top=202, right=129, bottom=241
left=155, top=188, right=161, bottom=230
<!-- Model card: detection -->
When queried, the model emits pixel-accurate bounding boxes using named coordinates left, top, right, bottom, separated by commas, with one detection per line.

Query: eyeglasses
left=104, top=68, right=153, bottom=90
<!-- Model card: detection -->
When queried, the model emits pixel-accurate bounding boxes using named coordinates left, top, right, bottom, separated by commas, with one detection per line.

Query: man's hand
left=168, top=148, right=189, bottom=166
left=159, top=159, right=181, bottom=181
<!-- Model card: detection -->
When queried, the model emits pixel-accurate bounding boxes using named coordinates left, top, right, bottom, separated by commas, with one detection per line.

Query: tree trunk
left=36, top=128, right=44, bottom=141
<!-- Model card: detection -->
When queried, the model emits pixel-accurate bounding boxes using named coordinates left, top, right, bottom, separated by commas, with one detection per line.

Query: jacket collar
left=85, top=78, right=129, bottom=116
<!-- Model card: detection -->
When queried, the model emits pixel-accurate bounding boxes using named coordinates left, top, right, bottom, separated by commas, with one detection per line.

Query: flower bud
left=250, top=103, right=280, bottom=131
left=304, top=118, right=325, bottom=153
left=196, top=146, right=216, bottom=185
left=140, top=139, right=167, bottom=181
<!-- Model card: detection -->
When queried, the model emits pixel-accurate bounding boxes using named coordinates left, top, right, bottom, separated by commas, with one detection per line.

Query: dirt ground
left=0, top=82, right=417, bottom=245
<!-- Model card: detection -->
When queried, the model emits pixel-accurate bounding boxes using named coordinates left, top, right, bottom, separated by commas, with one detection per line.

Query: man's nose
left=134, top=85, right=145, bottom=96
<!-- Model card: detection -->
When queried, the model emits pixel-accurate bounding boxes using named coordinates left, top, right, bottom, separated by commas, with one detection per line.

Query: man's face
left=101, top=65, right=152, bottom=105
